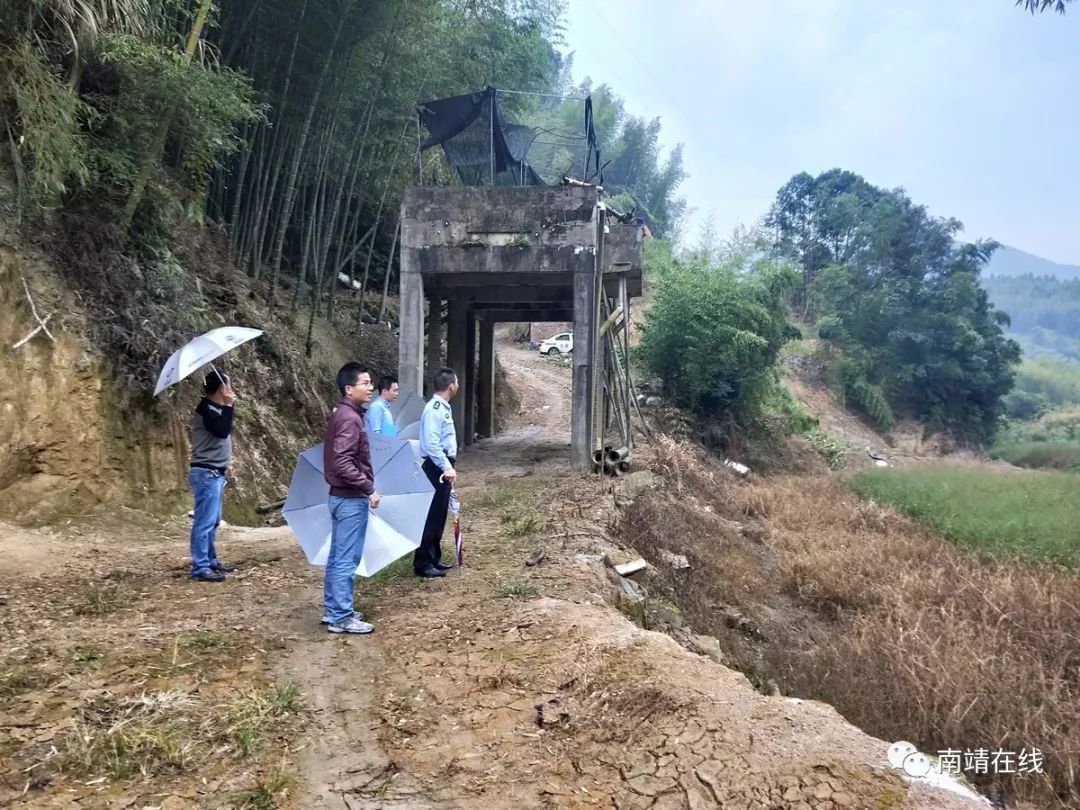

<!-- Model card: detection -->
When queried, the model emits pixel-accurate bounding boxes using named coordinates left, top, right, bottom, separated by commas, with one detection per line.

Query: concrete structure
left=397, top=185, right=644, bottom=470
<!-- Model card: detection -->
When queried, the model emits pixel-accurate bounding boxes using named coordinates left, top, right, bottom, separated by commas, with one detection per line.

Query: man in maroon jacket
left=322, top=362, right=381, bottom=634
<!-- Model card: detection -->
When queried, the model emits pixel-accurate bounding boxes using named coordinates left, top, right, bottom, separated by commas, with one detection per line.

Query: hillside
left=983, top=244, right=1080, bottom=280
left=0, top=190, right=397, bottom=525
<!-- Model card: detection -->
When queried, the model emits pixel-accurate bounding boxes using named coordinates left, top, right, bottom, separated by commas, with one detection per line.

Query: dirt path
left=0, top=338, right=992, bottom=809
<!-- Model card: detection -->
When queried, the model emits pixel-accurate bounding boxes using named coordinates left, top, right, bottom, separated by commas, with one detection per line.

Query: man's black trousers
left=414, top=457, right=454, bottom=571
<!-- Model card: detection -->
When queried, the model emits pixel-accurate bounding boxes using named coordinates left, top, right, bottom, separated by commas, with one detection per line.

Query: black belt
left=191, top=462, right=227, bottom=475
left=423, top=456, right=456, bottom=465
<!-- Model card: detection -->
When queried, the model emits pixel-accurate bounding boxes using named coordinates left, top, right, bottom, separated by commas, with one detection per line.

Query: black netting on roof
left=418, top=87, right=545, bottom=186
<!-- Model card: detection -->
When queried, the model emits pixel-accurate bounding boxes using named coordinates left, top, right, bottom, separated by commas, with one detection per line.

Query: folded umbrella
left=449, top=485, right=463, bottom=567
left=284, top=435, right=432, bottom=577
left=153, top=326, right=263, bottom=396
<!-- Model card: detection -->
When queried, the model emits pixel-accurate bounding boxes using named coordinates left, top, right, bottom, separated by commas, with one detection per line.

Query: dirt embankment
left=0, top=226, right=403, bottom=527
left=0, top=245, right=191, bottom=523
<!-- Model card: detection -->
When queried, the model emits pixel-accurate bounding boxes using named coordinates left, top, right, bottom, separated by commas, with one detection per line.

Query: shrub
left=638, top=238, right=799, bottom=425
left=1002, top=389, right=1049, bottom=421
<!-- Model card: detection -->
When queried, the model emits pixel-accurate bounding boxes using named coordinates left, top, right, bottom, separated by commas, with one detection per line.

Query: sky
left=559, top=1, right=1080, bottom=265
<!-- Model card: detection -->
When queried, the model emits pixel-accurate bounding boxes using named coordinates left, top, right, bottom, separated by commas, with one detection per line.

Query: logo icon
left=887, top=741, right=917, bottom=769
left=888, top=741, right=932, bottom=777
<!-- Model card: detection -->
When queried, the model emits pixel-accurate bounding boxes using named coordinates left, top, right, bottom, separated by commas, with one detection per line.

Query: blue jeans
left=323, top=495, right=369, bottom=624
left=189, top=467, right=226, bottom=575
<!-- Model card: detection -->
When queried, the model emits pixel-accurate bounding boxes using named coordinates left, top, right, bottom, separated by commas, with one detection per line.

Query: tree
left=770, top=170, right=1021, bottom=444
left=1017, top=0, right=1074, bottom=13
left=639, top=237, right=799, bottom=423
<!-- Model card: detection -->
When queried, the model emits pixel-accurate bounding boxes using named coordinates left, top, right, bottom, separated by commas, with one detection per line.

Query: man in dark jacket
left=188, top=370, right=238, bottom=582
left=322, top=362, right=382, bottom=634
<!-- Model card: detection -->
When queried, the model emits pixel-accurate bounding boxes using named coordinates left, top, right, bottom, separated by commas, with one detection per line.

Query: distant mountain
left=983, top=245, right=1080, bottom=280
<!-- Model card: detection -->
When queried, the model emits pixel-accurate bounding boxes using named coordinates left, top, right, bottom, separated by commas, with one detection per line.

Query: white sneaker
left=321, top=610, right=363, bottom=624
left=327, top=615, right=374, bottom=634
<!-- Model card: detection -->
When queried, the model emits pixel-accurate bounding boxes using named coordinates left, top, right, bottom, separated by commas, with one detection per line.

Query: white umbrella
left=388, top=390, right=425, bottom=439
left=284, top=434, right=432, bottom=577
left=153, top=326, right=264, bottom=396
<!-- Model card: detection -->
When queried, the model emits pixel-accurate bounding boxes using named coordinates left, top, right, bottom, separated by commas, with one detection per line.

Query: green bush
left=827, top=356, right=895, bottom=429
left=1, top=11, right=261, bottom=224
left=1002, top=390, right=1050, bottom=421
left=1013, top=356, right=1080, bottom=409
left=638, top=238, right=799, bottom=425
left=997, top=407, right=1080, bottom=446
left=93, top=34, right=262, bottom=205
left=990, top=441, right=1080, bottom=472
left=1, top=41, right=93, bottom=211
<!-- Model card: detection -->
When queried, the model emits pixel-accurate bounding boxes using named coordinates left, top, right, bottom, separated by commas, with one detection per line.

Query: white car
left=539, top=332, right=573, bottom=356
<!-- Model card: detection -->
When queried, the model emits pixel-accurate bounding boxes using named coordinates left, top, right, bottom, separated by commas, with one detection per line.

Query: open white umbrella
left=284, top=434, right=432, bottom=577
left=389, top=390, right=425, bottom=439
left=153, top=326, right=264, bottom=396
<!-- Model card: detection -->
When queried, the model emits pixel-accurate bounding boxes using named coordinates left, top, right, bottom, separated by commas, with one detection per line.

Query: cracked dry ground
left=1, top=346, right=985, bottom=809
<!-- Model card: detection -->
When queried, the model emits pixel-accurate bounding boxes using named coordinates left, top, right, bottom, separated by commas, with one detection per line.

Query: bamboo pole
left=377, top=219, right=400, bottom=323
left=121, top=0, right=214, bottom=227
left=598, top=305, right=624, bottom=337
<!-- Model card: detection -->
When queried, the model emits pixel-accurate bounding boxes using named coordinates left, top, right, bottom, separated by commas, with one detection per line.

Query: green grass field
left=990, top=441, right=1080, bottom=472
left=850, top=467, right=1080, bottom=565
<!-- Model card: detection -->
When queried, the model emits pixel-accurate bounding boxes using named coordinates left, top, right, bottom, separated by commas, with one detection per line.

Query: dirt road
left=0, top=338, right=990, bottom=809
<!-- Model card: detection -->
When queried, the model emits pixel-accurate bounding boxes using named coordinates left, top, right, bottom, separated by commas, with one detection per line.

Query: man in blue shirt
left=365, top=375, right=398, bottom=435
left=414, top=366, right=459, bottom=578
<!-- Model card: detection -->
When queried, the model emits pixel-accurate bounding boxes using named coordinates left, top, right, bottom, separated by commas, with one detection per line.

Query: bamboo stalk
left=377, top=218, right=400, bottom=323
left=268, top=13, right=345, bottom=304
left=121, top=0, right=214, bottom=227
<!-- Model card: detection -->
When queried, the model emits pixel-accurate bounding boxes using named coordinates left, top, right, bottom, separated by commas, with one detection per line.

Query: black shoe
left=211, top=563, right=237, bottom=573
left=434, top=561, right=454, bottom=571
left=415, top=566, right=446, bottom=578
left=190, top=570, right=225, bottom=582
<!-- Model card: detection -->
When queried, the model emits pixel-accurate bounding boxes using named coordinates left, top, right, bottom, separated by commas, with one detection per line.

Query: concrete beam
left=477, top=309, right=574, bottom=322
left=427, top=285, right=573, bottom=306
left=478, top=319, right=495, bottom=438
left=470, top=300, right=572, bottom=313
left=406, top=245, right=596, bottom=277
left=401, top=185, right=599, bottom=247
left=398, top=258, right=425, bottom=397
left=426, top=275, right=641, bottom=300
left=446, top=298, right=467, bottom=453
left=464, top=310, right=476, bottom=446
left=428, top=273, right=577, bottom=290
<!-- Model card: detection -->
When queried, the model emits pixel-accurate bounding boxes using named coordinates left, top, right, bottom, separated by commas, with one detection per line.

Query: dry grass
left=496, top=577, right=539, bottom=599
left=230, top=771, right=295, bottom=809
left=0, top=667, right=36, bottom=699
left=60, top=682, right=304, bottom=782
left=622, top=436, right=1080, bottom=807
left=74, top=581, right=123, bottom=616
left=500, top=508, right=545, bottom=537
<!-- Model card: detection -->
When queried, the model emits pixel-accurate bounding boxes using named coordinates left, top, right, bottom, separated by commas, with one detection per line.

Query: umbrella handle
left=209, top=361, right=230, bottom=386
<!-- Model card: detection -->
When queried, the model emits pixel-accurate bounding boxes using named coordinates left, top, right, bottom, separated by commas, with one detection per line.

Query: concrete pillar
left=571, top=262, right=597, bottom=470
left=464, top=311, right=477, bottom=446
left=398, top=262, right=424, bottom=397
left=478, top=318, right=495, bottom=438
left=426, top=296, right=442, bottom=396
left=446, top=297, right=467, bottom=453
